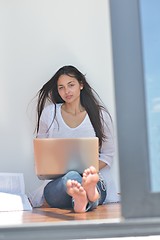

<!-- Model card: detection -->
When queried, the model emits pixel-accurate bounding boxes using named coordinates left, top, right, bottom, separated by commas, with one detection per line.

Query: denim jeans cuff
left=96, top=177, right=107, bottom=205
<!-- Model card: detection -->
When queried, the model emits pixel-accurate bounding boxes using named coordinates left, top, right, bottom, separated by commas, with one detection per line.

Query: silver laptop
left=33, top=137, right=99, bottom=180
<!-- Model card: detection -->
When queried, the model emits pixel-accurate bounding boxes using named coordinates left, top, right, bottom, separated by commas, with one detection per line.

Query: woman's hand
left=99, top=160, right=107, bottom=170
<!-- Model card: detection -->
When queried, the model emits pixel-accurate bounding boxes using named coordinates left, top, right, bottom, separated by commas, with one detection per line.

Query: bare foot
left=82, top=166, right=100, bottom=202
left=66, top=180, right=88, bottom=213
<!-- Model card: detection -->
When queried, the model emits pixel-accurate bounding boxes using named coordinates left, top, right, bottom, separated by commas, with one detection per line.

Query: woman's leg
left=82, top=166, right=107, bottom=211
left=81, top=166, right=100, bottom=211
left=44, top=167, right=106, bottom=212
left=97, top=173, right=107, bottom=205
left=44, top=171, right=82, bottom=208
left=82, top=166, right=100, bottom=202
left=66, top=180, right=88, bottom=213
left=67, top=166, right=103, bottom=212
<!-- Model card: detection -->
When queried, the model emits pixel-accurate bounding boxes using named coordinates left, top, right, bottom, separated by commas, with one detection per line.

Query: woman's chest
left=61, top=111, right=87, bottom=128
left=48, top=115, right=95, bottom=138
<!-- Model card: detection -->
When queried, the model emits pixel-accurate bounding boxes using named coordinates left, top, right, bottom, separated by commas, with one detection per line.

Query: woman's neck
left=62, top=102, right=85, bottom=116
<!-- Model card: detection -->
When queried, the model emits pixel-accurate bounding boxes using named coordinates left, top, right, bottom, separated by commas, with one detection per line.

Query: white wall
left=0, top=0, right=120, bottom=194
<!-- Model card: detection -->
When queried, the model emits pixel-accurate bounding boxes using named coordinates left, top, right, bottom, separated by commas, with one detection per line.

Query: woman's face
left=57, top=74, right=83, bottom=104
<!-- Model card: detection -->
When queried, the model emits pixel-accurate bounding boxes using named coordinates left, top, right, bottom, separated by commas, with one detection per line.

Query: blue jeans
left=44, top=170, right=107, bottom=212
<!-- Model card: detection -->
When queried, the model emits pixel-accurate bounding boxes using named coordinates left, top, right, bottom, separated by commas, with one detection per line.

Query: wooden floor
left=1, top=203, right=160, bottom=239
left=0, top=203, right=121, bottom=226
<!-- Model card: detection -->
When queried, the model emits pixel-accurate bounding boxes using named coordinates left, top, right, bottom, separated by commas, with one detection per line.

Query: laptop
left=33, top=137, right=99, bottom=180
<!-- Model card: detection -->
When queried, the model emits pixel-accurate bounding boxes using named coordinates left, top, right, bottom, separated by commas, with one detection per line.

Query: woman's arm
left=36, top=104, right=54, bottom=138
left=99, top=160, right=107, bottom=170
left=98, top=110, right=115, bottom=170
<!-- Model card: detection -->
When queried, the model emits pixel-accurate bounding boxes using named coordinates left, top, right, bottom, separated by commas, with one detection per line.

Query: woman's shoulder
left=101, top=107, right=112, bottom=123
left=43, top=103, right=62, bottom=112
left=41, top=103, right=62, bottom=119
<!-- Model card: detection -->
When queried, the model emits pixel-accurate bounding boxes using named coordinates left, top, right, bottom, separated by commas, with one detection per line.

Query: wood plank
left=1, top=204, right=160, bottom=239
left=0, top=203, right=121, bottom=226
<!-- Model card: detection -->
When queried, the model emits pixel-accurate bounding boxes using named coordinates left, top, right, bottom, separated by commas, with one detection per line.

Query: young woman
left=32, top=65, right=119, bottom=212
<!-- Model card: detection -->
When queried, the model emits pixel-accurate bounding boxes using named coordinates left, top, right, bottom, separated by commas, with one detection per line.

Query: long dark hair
left=36, top=65, right=111, bottom=148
